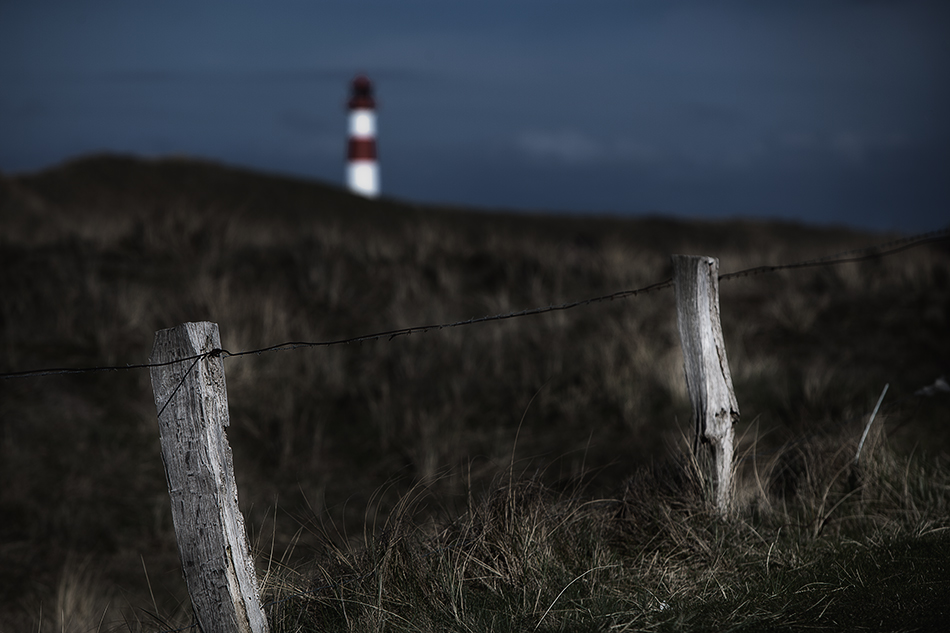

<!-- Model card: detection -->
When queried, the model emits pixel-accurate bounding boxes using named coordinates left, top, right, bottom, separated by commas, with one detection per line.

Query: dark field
left=1, top=155, right=949, bottom=631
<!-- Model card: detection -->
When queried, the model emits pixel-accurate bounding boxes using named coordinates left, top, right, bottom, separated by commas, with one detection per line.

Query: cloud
left=831, top=131, right=910, bottom=163
left=778, top=130, right=911, bottom=164
left=516, top=130, right=604, bottom=164
left=514, top=127, right=772, bottom=171
left=515, top=130, right=670, bottom=167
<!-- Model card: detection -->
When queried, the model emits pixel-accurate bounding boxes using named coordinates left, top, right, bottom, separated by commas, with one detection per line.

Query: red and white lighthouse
left=346, top=75, right=379, bottom=198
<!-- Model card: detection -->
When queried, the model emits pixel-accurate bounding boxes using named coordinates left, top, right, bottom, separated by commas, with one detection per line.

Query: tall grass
left=1, top=155, right=948, bottom=630
left=260, top=430, right=950, bottom=632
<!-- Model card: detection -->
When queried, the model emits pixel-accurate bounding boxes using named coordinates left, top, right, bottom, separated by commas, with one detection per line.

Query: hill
left=1, top=154, right=948, bottom=630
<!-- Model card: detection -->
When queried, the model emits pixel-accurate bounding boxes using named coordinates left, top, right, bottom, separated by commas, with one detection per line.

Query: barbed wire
left=216, top=277, right=674, bottom=361
left=1, top=226, right=947, bottom=381
left=719, top=227, right=949, bottom=281
left=0, top=278, right=672, bottom=380
left=0, top=352, right=208, bottom=380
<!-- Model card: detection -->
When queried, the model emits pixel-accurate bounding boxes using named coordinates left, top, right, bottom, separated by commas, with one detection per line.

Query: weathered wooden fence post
left=149, top=322, right=269, bottom=633
left=672, top=256, right=739, bottom=513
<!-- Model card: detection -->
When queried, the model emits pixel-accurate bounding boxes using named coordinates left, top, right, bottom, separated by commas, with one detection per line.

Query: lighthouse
left=346, top=75, right=379, bottom=198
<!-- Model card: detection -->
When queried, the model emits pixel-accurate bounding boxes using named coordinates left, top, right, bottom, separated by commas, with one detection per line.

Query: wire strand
left=720, top=227, right=949, bottom=281
left=218, top=277, right=674, bottom=361
left=0, top=353, right=207, bottom=380
left=2, top=227, right=947, bottom=380
left=0, top=279, right=672, bottom=379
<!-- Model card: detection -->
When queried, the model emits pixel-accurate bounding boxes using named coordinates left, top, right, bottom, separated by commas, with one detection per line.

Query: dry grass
left=261, top=434, right=950, bottom=632
left=1, top=154, right=948, bottom=630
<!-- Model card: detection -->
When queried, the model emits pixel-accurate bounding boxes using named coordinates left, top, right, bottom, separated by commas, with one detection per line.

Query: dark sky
left=2, top=1, right=948, bottom=232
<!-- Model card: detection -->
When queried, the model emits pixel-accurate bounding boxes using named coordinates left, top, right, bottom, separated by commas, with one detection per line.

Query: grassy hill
left=1, top=155, right=948, bottom=631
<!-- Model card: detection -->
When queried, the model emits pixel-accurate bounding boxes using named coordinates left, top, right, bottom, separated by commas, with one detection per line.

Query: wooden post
left=672, top=256, right=739, bottom=513
left=149, top=322, right=269, bottom=633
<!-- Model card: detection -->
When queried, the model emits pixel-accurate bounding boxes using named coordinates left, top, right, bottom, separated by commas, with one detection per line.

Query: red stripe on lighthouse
left=348, top=138, right=377, bottom=160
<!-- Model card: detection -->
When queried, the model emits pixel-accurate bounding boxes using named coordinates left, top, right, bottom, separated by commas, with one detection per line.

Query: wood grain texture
left=149, top=322, right=269, bottom=633
left=672, top=256, right=739, bottom=513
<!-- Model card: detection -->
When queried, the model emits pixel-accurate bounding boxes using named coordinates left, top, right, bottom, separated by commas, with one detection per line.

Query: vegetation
left=263, top=440, right=950, bottom=632
left=1, top=154, right=948, bottom=631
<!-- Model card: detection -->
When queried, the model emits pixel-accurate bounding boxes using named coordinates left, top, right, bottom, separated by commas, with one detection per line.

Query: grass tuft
left=263, top=429, right=950, bottom=632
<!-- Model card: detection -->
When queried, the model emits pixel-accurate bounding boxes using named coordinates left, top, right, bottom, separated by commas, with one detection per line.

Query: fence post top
left=155, top=320, right=219, bottom=333
left=671, top=254, right=718, bottom=264
left=150, top=322, right=221, bottom=353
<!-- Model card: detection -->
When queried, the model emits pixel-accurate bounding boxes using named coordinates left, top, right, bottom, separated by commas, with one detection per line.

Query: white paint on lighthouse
left=346, top=75, right=379, bottom=198
left=347, top=160, right=378, bottom=198
left=349, top=110, right=376, bottom=137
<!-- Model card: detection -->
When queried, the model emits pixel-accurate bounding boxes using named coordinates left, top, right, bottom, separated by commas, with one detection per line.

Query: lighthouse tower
left=346, top=75, right=379, bottom=198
